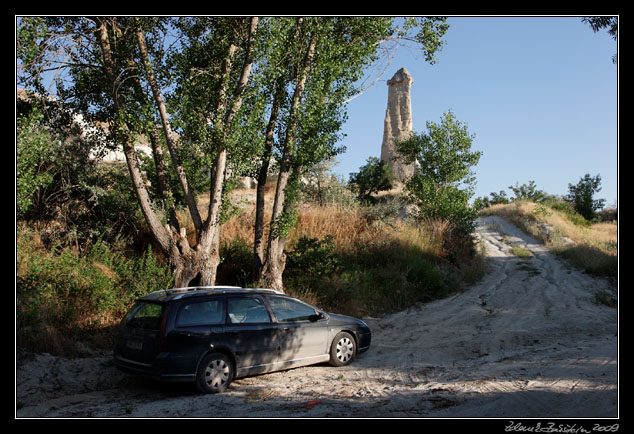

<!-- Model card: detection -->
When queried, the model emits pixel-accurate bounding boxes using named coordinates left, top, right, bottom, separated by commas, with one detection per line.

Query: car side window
left=268, top=296, right=317, bottom=323
left=228, top=297, right=271, bottom=324
left=176, top=300, right=225, bottom=326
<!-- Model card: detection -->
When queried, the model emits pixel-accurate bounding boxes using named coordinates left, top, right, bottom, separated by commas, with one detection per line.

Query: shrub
left=348, top=156, right=394, bottom=203
left=16, top=228, right=173, bottom=354
left=286, top=235, right=340, bottom=282
left=566, top=173, right=605, bottom=221
left=217, top=237, right=255, bottom=287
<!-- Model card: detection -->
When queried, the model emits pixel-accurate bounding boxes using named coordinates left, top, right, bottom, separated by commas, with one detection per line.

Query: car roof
left=140, top=286, right=285, bottom=302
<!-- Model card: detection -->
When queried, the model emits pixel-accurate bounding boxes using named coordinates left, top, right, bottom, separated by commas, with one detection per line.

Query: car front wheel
left=330, top=332, right=356, bottom=367
left=196, top=353, right=234, bottom=393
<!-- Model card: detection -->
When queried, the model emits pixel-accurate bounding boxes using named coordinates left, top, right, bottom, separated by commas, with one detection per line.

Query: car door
left=266, top=296, right=329, bottom=364
left=225, top=295, right=279, bottom=374
left=167, top=298, right=226, bottom=375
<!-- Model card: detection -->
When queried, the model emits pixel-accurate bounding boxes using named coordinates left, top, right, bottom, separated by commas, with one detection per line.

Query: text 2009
left=593, top=425, right=619, bottom=433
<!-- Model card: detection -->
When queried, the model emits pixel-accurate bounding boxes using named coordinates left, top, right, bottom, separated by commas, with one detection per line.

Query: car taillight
left=157, top=305, right=169, bottom=352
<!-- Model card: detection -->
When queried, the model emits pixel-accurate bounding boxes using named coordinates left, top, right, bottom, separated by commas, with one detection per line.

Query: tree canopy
left=17, top=16, right=450, bottom=290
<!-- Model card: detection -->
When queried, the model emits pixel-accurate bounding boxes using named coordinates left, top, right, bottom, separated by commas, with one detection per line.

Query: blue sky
left=335, top=16, right=618, bottom=207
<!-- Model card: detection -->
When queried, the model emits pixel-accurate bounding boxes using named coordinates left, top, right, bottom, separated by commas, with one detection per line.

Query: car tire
left=329, top=332, right=356, bottom=367
left=196, top=353, right=234, bottom=394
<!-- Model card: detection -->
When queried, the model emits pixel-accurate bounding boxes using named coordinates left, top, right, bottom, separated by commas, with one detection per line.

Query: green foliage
left=542, top=196, right=592, bottom=227
left=301, top=159, right=358, bottom=208
left=286, top=235, right=340, bottom=281
left=17, top=98, right=143, bottom=247
left=404, top=17, right=450, bottom=65
left=17, top=229, right=173, bottom=352
left=566, top=173, right=605, bottom=221
left=16, top=107, right=57, bottom=216
left=348, top=157, right=394, bottom=203
left=396, top=110, right=481, bottom=233
left=217, top=237, right=255, bottom=287
left=407, top=176, right=479, bottom=233
left=508, top=180, right=546, bottom=202
left=582, top=16, right=618, bottom=63
left=475, top=181, right=545, bottom=211
left=490, top=190, right=510, bottom=205
left=472, top=196, right=490, bottom=211
left=316, top=235, right=454, bottom=315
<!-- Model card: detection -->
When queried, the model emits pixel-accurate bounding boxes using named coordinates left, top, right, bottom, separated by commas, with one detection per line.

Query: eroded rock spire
left=380, top=67, right=416, bottom=185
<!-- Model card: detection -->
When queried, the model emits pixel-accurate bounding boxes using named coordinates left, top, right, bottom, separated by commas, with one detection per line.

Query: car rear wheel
left=196, top=353, right=234, bottom=393
left=330, top=332, right=356, bottom=366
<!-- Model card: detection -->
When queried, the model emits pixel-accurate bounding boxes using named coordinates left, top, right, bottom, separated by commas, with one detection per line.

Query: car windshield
left=123, top=302, right=164, bottom=330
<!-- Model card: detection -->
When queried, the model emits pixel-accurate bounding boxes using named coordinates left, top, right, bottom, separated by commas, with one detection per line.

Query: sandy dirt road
left=16, top=216, right=618, bottom=418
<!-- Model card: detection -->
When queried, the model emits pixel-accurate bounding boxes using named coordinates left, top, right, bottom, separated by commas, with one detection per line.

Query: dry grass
left=219, top=196, right=452, bottom=260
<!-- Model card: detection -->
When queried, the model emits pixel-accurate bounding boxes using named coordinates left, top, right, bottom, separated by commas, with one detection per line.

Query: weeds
left=510, top=246, right=533, bottom=258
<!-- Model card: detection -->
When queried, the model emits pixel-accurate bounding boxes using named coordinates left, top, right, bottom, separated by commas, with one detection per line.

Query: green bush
left=348, top=156, right=394, bottom=203
left=543, top=197, right=592, bottom=227
left=217, top=237, right=255, bottom=287
left=566, top=173, right=606, bottom=221
left=286, top=235, right=340, bottom=283
left=17, top=229, right=173, bottom=353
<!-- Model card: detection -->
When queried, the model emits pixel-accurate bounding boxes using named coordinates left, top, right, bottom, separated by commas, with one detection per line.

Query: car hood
left=326, top=313, right=370, bottom=330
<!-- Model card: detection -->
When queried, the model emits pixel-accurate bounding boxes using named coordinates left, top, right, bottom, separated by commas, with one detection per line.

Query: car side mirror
left=309, top=312, right=325, bottom=322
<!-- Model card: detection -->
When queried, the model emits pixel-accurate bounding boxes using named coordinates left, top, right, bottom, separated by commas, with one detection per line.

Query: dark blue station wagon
left=113, top=287, right=371, bottom=393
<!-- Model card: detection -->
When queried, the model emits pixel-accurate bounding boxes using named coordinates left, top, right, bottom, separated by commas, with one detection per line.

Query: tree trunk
left=94, top=18, right=173, bottom=257
left=259, top=166, right=291, bottom=291
left=258, top=25, right=317, bottom=291
left=135, top=22, right=203, bottom=235
left=142, top=18, right=258, bottom=288
left=195, top=17, right=258, bottom=287
left=253, top=76, right=285, bottom=276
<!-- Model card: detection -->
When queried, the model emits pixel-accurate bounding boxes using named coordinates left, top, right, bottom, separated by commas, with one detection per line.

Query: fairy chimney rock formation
left=380, top=67, right=416, bottom=185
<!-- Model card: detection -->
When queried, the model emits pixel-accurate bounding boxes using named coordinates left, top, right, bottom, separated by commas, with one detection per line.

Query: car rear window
left=122, top=302, right=165, bottom=330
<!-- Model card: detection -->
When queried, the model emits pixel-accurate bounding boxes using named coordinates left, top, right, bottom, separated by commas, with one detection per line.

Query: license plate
left=126, top=339, right=143, bottom=351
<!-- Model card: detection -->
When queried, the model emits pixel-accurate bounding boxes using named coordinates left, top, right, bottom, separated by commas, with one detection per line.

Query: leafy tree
left=582, top=16, right=618, bottom=63
left=256, top=17, right=449, bottom=290
left=16, top=106, right=57, bottom=217
left=566, top=173, right=605, bottom=220
left=348, top=156, right=394, bottom=203
left=508, top=180, right=546, bottom=202
left=489, top=190, right=510, bottom=205
left=257, top=17, right=391, bottom=290
left=17, top=16, right=450, bottom=292
left=396, top=110, right=481, bottom=233
left=17, top=17, right=260, bottom=287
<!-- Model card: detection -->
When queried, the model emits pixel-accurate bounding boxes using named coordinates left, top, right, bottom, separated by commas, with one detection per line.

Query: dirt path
left=16, top=216, right=618, bottom=418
